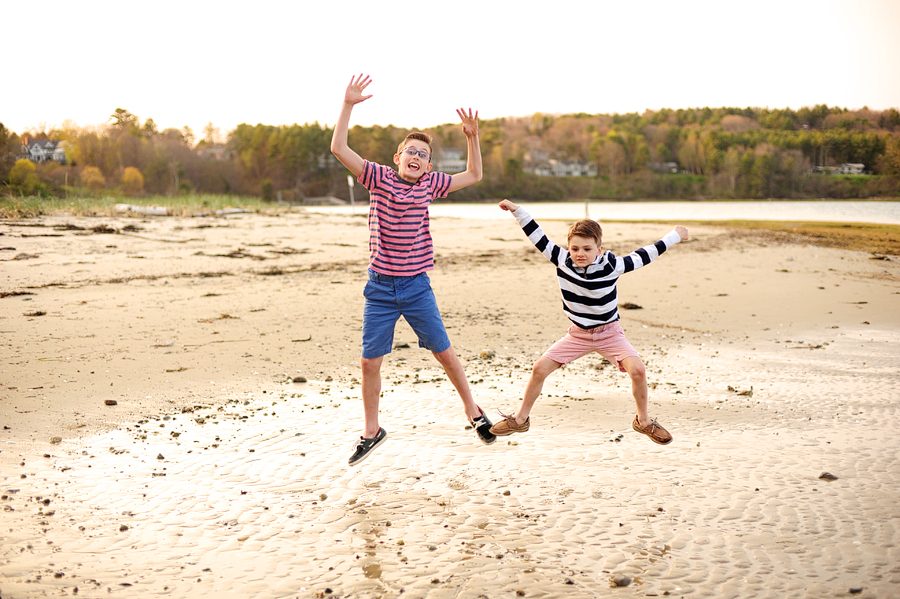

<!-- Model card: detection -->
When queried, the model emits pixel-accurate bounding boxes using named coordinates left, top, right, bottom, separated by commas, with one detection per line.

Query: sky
left=4, top=0, right=900, bottom=139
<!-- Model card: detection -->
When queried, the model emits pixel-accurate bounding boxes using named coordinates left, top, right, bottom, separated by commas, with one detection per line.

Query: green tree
left=109, top=108, right=139, bottom=133
left=0, top=122, right=21, bottom=182
left=876, top=134, right=900, bottom=175
left=9, top=159, right=40, bottom=194
left=142, top=118, right=159, bottom=137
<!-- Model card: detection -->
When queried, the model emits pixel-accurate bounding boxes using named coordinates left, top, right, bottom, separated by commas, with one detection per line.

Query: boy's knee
left=624, top=358, right=646, bottom=380
left=532, top=358, right=559, bottom=380
left=361, top=356, right=383, bottom=375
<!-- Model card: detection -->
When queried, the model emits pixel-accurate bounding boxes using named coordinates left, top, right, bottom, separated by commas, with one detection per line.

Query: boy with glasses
left=331, top=73, right=494, bottom=466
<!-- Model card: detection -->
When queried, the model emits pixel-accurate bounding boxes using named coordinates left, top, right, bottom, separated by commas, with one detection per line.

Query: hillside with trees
left=3, top=104, right=900, bottom=202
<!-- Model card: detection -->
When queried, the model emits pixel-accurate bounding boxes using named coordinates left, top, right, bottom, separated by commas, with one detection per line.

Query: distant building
left=529, top=159, right=598, bottom=178
left=198, top=144, right=232, bottom=161
left=21, top=139, right=67, bottom=164
left=436, top=147, right=466, bottom=173
left=838, top=163, right=865, bottom=175
left=317, top=153, right=339, bottom=170
left=811, top=164, right=867, bottom=175
left=649, top=161, right=679, bottom=174
left=811, top=166, right=839, bottom=175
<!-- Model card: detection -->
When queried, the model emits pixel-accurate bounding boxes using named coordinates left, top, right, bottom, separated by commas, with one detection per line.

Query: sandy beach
left=2, top=208, right=899, bottom=598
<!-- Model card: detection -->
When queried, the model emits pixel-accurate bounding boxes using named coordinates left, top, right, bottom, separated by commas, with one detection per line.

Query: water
left=309, top=200, right=900, bottom=225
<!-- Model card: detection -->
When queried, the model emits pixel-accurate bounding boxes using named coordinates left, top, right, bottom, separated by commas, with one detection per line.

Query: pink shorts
left=543, top=321, right=639, bottom=372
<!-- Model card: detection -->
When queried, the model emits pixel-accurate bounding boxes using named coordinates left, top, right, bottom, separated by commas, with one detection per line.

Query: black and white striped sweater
left=511, top=207, right=683, bottom=329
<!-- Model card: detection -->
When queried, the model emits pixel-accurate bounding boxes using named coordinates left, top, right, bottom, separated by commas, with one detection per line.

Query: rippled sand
left=2, top=211, right=899, bottom=598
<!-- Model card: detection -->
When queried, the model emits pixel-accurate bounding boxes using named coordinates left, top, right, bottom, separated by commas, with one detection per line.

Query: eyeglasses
left=401, top=146, right=431, bottom=161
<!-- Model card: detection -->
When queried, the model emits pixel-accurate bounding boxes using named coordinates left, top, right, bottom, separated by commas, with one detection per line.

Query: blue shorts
left=362, top=270, right=451, bottom=359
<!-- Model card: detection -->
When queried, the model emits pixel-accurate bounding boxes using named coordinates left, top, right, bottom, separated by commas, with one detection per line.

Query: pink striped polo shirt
left=359, top=160, right=452, bottom=276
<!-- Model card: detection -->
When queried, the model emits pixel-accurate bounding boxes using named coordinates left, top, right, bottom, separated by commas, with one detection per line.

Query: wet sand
left=2, top=210, right=899, bottom=598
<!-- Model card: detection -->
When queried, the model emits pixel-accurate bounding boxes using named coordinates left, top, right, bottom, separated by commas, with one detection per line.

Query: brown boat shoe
left=489, top=411, right=530, bottom=436
left=632, top=415, right=673, bottom=445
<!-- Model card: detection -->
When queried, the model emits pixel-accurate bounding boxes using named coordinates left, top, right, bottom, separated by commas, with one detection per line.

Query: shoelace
left=497, top=410, right=525, bottom=427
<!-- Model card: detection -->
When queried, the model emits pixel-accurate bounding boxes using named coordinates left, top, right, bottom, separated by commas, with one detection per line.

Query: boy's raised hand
left=675, top=225, right=689, bottom=241
left=456, top=108, right=479, bottom=138
left=344, top=74, right=373, bottom=106
left=499, top=199, right=519, bottom=212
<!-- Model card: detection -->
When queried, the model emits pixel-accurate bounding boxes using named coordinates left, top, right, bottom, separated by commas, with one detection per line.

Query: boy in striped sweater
left=331, top=74, right=494, bottom=466
left=491, top=199, right=689, bottom=445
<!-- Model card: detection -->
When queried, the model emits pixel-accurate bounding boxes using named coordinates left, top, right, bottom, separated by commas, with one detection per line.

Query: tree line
left=3, top=104, right=900, bottom=202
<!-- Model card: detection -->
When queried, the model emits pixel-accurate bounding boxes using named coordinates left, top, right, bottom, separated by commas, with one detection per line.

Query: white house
left=838, top=163, right=865, bottom=175
left=523, top=150, right=598, bottom=177
left=544, top=159, right=598, bottom=177
left=436, top=147, right=466, bottom=173
left=21, top=140, right=67, bottom=165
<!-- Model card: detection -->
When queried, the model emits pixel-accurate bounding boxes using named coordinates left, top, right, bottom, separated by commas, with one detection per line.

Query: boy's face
left=568, top=235, right=601, bottom=268
left=393, top=139, right=433, bottom=182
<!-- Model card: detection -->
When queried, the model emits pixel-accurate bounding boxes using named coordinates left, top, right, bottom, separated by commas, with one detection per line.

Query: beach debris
left=13, top=252, right=40, bottom=260
left=394, top=342, right=410, bottom=349
left=23, top=310, right=46, bottom=317
left=292, top=376, right=307, bottom=383
left=610, top=433, right=624, bottom=442
left=119, top=524, right=129, bottom=532
left=620, top=302, right=642, bottom=310
left=481, top=349, right=496, bottom=359
left=609, top=573, right=632, bottom=587
left=818, top=472, right=838, bottom=481
left=157, top=454, right=165, bottom=460
left=105, top=399, right=118, bottom=406
left=115, top=204, right=169, bottom=216
left=50, top=436, right=62, bottom=444
left=849, top=588, right=863, bottom=594
left=727, top=385, right=753, bottom=397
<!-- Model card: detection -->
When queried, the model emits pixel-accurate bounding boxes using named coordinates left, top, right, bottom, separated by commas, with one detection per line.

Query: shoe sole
left=489, top=427, right=529, bottom=437
left=632, top=422, right=672, bottom=445
left=348, top=431, right=388, bottom=466
left=474, top=426, right=497, bottom=445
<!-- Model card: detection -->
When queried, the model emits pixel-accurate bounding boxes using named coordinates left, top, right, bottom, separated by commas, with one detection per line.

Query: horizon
left=7, top=102, right=899, bottom=140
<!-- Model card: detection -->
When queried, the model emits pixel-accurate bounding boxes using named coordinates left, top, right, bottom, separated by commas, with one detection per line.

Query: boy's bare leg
left=621, top=356, right=650, bottom=425
left=432, top=346, right=481, bottom=420
left=516, top=356, right=562, bottom=423
left=360, top=356, right=384, bottom=437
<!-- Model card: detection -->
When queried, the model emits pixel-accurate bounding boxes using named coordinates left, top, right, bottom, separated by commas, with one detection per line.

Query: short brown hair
left=397, top=131, right=433, bottom=158
left=567, top=219, right=603, bottom=246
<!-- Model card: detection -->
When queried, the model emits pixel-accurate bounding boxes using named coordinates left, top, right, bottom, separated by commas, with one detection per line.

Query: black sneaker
left=469, top=407, right=496, bottom=445
left=348, top=427, right=388, bottom=466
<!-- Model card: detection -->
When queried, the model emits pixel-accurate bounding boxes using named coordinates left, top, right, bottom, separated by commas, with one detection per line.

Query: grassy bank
left=684, top=220, right=900, bottom=256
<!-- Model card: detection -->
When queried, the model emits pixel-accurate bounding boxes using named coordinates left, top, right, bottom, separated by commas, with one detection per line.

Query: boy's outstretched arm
left=330, top=74, right=373, bottom=178
left=498, top=199, right=520, bottom=212
left=447, top=108, right=483, bottom=193
left=675, top=225, right=689, bottom=241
